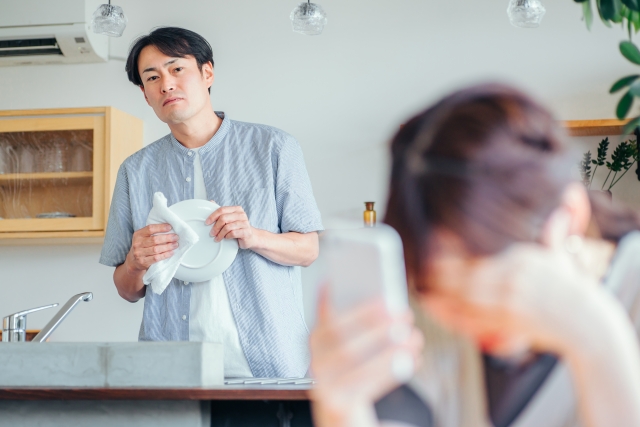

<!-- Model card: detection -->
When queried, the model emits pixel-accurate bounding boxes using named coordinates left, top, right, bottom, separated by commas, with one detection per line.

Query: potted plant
left=580, top=137, right=639, bottom=196
left=572, top=0, right=640, bottom=181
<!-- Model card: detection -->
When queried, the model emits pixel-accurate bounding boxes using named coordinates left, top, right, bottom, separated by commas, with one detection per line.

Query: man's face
left=137, top=45, right=213, bottom=125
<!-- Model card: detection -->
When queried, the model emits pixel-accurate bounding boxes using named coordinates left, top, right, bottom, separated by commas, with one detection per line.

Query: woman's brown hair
left=384, top=84, right=574, bottom=293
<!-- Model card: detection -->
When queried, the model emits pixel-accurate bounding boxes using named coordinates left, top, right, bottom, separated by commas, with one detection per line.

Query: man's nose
left=161, top=78, right=175, bottom=93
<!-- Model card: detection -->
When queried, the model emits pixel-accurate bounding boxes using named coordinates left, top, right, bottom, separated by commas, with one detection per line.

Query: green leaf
left=583, top=0, right=595, bottom=29
left=623, top=115, right=640, bottom=133
left=629, top=79, right=640, bottom=96
left=596, top=137, right=610, bottom=165
left=623, top=0, right=640, bottom=12
left=600, top=0, right=616, bottom=21
left=617, top=90, right=634, bottom=119
left=599, top=0, right=622, bottom=21
left=620, top=40, right=640, bottom=64
left=611, top=74, right=640, bottom=93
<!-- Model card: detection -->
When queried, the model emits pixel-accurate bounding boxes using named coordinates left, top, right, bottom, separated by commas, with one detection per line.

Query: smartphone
left=321, top=224, right=409, bottom=314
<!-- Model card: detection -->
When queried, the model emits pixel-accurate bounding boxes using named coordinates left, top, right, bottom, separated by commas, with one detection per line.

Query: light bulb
left=507, top=0, right=546, bottom=28
left=290, top=2, right=327, bottom=36
left=91, top=4, right=127, bottom=37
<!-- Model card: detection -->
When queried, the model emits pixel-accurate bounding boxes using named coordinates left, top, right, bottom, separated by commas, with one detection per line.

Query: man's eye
left=175, top=67, right=183, bottom=72
left=147, top=76, right=158, bottom=82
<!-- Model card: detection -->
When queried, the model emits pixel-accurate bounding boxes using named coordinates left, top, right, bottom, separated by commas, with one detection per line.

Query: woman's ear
left=539, top=183, right=591, bottom=249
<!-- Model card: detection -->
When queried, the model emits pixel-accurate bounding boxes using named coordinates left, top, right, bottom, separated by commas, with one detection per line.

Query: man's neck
left=168, top=107, right=223, bottom=149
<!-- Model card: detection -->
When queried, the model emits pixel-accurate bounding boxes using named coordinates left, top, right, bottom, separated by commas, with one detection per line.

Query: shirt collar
left=169, top=111, right=230, bottom=156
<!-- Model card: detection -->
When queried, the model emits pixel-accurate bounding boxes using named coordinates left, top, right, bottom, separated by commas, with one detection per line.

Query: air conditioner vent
left=0, top=38, right=62, bottom=57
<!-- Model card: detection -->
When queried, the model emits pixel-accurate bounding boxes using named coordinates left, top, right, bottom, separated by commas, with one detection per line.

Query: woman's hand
left=309, top=287, right=423, bottom=427
left=425, top=242, right=640, bottom=427
left=424, top=243, right=599, bottom=355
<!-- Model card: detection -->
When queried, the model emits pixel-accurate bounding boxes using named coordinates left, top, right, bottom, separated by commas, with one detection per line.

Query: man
left=99, top=27, right=323, bottom=378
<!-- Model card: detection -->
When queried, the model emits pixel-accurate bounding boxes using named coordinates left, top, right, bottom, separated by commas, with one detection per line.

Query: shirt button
left=182, top=315, right=187, bottom=321
left=188, top=151, right=194, bottom=157
left=186, top=177, right=191, bottom=182
left=235, top=303, right=241, bottom=310
left=184, top=281, right=190, bottom=285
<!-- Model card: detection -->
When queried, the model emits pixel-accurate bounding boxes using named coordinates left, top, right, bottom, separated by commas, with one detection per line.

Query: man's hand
left=205, top=204, right=259, bottom=250
left=205, top=201, right=318, bottom=267
left=126, top=223, right=179, bottom=273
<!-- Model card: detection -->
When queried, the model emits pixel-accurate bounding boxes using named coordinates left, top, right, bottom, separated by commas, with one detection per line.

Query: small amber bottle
left=364, top=201, right=376, bottom=227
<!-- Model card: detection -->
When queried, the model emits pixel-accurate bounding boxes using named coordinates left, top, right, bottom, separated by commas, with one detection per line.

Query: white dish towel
left=143, top=192, right=199, bottom=295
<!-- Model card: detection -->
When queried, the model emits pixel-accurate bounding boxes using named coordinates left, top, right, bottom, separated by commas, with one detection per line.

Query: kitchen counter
left=0, top=386, right=311, bottom=400
left=0, top=385, right=314, bottom=427
left=0, top=343, right=314, bottom=426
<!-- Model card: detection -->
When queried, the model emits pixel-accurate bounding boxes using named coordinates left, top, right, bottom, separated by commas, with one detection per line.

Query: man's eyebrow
left=141, top=58, right=180, bottom=74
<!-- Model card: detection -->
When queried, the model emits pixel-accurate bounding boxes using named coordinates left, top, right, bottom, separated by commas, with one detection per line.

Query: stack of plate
left=36, top=212, right=76, bottom=218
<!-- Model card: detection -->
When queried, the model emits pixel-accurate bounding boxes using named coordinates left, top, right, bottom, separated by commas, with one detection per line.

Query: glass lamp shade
left=91, top=4, right=127, bottom=37
left=290, top=2, right=327, bottom=36
left=507, top=0, right=546, bottom=28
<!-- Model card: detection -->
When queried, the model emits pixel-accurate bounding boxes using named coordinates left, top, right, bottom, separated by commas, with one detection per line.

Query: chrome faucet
left=2, top=292, right=93, bottom=342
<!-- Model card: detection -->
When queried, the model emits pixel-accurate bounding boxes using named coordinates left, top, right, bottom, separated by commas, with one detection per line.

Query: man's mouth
left=163, top=97, right=182, bottom=106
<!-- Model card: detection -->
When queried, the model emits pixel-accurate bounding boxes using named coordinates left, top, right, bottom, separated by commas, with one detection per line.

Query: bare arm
left=206, top=204, right=319, bottom=267
left=243, top=228, right=318, bottom=267
left=561, top=292, right=640, bottom=427
left=113, top=223, right=178, bottom=302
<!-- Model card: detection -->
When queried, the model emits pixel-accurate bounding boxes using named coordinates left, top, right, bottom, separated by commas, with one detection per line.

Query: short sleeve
left=99, top=164, right=134, bottom=267
left=275, top=136, right=323, bottom=234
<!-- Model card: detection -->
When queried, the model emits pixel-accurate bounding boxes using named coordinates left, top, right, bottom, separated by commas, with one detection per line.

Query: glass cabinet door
left=0, top=116, right=105, bottom=233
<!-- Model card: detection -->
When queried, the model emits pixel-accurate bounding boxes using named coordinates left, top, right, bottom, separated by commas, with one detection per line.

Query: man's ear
left=540, top=183, right=591, bottom=249
left=202, top=61, right=214, bottom=90
left=139, top=85, right=150, bottom=106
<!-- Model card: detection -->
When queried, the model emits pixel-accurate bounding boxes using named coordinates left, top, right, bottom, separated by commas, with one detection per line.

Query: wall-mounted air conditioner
left=0, top=0, right=108, bottom=66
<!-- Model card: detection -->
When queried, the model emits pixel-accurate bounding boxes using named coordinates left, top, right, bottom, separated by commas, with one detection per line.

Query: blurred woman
left=309, top=85, right=640, bottom=427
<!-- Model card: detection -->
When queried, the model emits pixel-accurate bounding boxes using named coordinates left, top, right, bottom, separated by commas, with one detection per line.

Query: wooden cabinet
left=0, top=107, right=142, bottom=240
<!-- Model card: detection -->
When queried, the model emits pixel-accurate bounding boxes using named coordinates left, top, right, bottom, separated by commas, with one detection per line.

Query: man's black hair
left=125, top=27, right=214, bottom=94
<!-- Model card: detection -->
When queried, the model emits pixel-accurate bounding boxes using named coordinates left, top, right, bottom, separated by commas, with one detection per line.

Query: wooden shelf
left=563, top=119, right=632, bottom=137
left=0, top=172, right=93, bottom=182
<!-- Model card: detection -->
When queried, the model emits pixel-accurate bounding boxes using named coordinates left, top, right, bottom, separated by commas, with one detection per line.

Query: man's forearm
left=250, top=230, right=319, bottom=267
left=114, top=255, right=147, bottom=302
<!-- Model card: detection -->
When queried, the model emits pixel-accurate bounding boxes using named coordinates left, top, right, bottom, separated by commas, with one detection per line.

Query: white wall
left=1, top=0, right=639, bottom=341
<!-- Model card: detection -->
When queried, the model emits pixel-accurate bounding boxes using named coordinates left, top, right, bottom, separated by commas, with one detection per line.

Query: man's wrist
left=124, top=253, right=146, bottom=277
left=246, top=227, right=268, bottom=251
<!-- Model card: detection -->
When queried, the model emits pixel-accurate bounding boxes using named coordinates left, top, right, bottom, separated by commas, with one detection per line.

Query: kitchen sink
left=0, top=342, right=223, bottom=388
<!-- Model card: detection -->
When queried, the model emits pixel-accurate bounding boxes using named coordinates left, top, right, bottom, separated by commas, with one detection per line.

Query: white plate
left=169, top=199, right=239, bottom=282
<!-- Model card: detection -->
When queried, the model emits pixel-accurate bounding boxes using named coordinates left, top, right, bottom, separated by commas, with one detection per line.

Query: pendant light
left=507, top=0, right=546, bottom=28
left=290, top=0, right=328, bottom=36
left=91, top=0, right=127, bottom=37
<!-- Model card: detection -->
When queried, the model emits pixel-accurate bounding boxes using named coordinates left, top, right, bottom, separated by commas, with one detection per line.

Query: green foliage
left=622, top=0, right=640, bottom=12
left=576, top=1, right=640, bottom=127
left=593, top=137, right=610, bottom=166
left=610, top=74, right=640, bottom=93
left=620, top=40, right=640, bottom=64
left=616, top=90, right=634, bottom=118
left=598, top=0, right=622, bottom=21
left=588, top=139, right=639, bottom=190
left=579, top=150, right=593, bottom=186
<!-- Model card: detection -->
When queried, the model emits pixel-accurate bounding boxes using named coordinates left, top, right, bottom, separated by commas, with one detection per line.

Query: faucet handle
left=2, top=303, right=59, bottom=331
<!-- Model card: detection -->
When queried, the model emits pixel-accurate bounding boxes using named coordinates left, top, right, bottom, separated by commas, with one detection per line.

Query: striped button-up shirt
left=99, top=112, right=323, bottom=377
